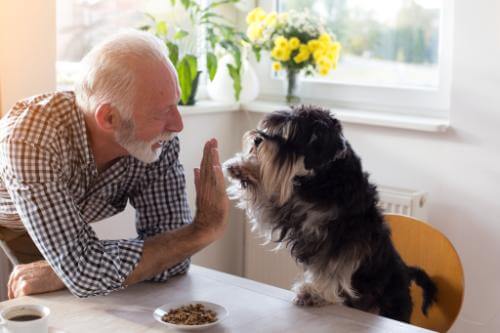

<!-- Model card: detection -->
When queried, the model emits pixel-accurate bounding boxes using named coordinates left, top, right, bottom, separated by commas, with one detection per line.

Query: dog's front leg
left=292, top=281, right=329, bottom=307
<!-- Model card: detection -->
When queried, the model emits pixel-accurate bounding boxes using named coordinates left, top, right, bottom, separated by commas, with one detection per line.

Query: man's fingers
left=194, top=168, right=201, bottom=194
left=213, top=165, right=225, bottom=179
left=7, top=277, right=13, bottom=299
left=211, top=147, right=220, bottom=166
left=8, top=266, right=20, bottom=299
left=16, top=279, right=29, bottom=298
left=194, top=168, right=200, bottom=188
left=200, top=140, right=212, bottom=179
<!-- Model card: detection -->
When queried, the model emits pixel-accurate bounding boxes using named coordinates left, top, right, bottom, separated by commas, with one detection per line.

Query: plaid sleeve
left=0, top=139, right=144, bottom=298
left=129, top=137, right=192, bottom=282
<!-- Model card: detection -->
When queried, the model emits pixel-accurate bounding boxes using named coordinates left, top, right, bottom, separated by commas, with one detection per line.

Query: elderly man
left=0, top=30, right=229, bottom=298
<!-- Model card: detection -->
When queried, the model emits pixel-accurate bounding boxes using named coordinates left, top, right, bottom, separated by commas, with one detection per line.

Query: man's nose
left=165, top=106, right=183, bottom=133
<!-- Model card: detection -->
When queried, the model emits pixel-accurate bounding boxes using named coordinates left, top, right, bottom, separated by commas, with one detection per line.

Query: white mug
left=0, top=304, right=50, bottom=333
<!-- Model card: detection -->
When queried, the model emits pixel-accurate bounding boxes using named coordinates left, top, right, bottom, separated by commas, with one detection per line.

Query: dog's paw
left=293, top=292, right=313, bottom=306
left=293, top=292, right=328, bottom=307
left=226, top=164, right=240, bottom=177
left=226, top=164, right=257, bottom=188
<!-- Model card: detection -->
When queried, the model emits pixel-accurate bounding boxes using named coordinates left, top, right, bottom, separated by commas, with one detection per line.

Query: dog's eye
left=254, top=137, right=263, bottom=147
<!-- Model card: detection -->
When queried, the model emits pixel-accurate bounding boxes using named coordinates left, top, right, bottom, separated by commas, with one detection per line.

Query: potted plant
left=142, top=0, right=247, bottom=105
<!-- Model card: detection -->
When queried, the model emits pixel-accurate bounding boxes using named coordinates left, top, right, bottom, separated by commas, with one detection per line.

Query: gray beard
left=115, top=119, right=175, bottom=163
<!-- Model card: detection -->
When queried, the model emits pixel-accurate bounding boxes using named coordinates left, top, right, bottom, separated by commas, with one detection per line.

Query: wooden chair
left=384, top=214, right=464, bottom=332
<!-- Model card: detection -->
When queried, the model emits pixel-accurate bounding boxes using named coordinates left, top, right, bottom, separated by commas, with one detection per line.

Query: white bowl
left=153, top=301, right=228, bottom=331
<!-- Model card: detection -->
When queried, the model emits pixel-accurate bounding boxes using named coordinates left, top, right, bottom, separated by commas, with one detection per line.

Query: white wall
left=0, top=0, right=56, bottom=114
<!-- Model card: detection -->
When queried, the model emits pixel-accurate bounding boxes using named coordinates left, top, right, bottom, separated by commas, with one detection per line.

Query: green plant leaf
left=206, top=28, right=218, bottom=49
left=201, top=12, right=219, bottom=21
left=240, top=35, right=250, bottom=43
left=184, top=55, right=198, bottom=80
left=206, top=52, right=218, bottom=81
left=186, top=71, right=202, bottom=105
left=144, top=12, right=156, bottom=22
left=156, top=21, right=168, bottom=37
left=227, top=64, right=242, bottom=101
left=233, top=47, right=242, bottom=68
left=174, top=29, right=189, bottom=40
left=181, top=0, right=191, bottom=9
left=170, top=0, right=176, bottom=6
left=252, top=45, right=261, bottom=62
left=166, top=41, right=179, bottom=67
left=177, top=57, right=193, bottom=105
left=207, top=0, right=238, bottom=10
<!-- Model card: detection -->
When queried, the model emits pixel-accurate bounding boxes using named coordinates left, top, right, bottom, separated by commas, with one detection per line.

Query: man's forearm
left=123, top=220, right=213, bottom=286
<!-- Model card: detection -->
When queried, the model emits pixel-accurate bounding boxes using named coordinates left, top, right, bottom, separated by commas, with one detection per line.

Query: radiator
left=243, top=186, right=428, bottom=290
left=377, top=185, right=428, bottom=220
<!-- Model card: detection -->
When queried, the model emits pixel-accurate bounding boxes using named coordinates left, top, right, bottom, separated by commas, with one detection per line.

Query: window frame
left=253, top=0, right=454, bottom=117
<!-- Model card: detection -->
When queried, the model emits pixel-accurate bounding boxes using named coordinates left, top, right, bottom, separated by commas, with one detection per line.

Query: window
left=56, top=0, right=199, bottom=90
left=256, top=0, right=453, bottom=115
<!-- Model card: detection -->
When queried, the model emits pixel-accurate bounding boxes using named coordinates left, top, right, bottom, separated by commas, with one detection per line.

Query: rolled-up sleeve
left=0, top=139, right=144, bottom=297
left=129, top=137, right=192, bottom=282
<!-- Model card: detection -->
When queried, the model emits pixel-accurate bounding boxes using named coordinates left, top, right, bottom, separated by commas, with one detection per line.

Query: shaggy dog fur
left=224, top=105, right=437, bottom=322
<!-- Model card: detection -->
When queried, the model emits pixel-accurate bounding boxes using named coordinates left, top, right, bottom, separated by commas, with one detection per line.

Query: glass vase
left=285, top=69, right=301, bottom=105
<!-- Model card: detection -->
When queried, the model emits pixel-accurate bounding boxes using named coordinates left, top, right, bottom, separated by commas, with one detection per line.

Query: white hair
left=74, top=29, right=170, bottom=119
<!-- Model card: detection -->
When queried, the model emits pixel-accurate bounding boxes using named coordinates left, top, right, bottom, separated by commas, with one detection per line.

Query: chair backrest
left=384, top=214, right=464, bottom=333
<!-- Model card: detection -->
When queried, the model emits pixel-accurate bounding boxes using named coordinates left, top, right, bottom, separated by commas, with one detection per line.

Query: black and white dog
left=224, top=105, right=437, bottom=322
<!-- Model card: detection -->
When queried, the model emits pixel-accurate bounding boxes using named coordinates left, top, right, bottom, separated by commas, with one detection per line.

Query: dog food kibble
left=162, top=303, right=217, bottom=325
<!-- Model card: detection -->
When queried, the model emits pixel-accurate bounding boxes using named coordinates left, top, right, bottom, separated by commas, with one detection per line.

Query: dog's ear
left=303, top=119, right=344, bottom=170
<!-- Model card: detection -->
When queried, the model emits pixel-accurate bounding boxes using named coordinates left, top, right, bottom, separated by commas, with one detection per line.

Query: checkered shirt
left=0, top=92, right=192, bottom=297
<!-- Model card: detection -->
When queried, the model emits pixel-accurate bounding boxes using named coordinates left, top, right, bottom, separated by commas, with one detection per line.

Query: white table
left=0, top=265, right=435, bottom=332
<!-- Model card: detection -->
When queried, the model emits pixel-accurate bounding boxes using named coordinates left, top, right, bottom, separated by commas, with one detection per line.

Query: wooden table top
left=0, top=265, right=435, bottom=332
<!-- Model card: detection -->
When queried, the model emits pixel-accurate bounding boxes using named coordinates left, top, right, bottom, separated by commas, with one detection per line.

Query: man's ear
left=95, top=103, right=119, bottom=132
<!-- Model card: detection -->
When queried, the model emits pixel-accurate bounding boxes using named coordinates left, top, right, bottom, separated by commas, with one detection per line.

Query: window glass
left=278, top=0, right=443, bottom=89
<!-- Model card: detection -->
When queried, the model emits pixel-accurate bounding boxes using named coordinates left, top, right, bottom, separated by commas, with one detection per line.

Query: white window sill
left=179, top=100, right=240, bottom=116
left=177, top=99, right=450, bottom=133
left=241, top=100, right=450, bottom=133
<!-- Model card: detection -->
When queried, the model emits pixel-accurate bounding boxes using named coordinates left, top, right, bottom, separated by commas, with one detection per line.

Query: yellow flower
left=319, top=33, right=332, bottom=44
left=319, top=66, right=330, bottom=76
left=272, top=62, right=282, bottom=71
left=317, top=56, right=331, bottom=68
left=289, top=37, right=300, bottom=50
left=307, top=40, right=321, bottom=52
left=271, top=46, right=286, bottom=61
left=299, top=44, right=310, bottom=55
left=246, top=23, right=263, bottom=42
left=293, top=54, right=305, bottom=64
left=329, top=41, right=342, bottom=54
left=325, top=42, right=342, bottom=63
left=282, top=47, right=291, bottom=61
left=263, top=12, right=278, bottom=27
left=272, top=45, right=292, bottom=61
left=293, top=45, right=310, bottom=63
left=274, top=36, right=288, bottom=49
left=246, top=7, right=266, bottom=24
left=326, top=49, right=337, bottom=61
left=313, top=49, right=324, bottom=61
left=318, top=41, right=330, bottom=52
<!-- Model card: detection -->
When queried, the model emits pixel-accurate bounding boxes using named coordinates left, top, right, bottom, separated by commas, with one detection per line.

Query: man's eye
left=254, top=137, right=263, bottom=147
